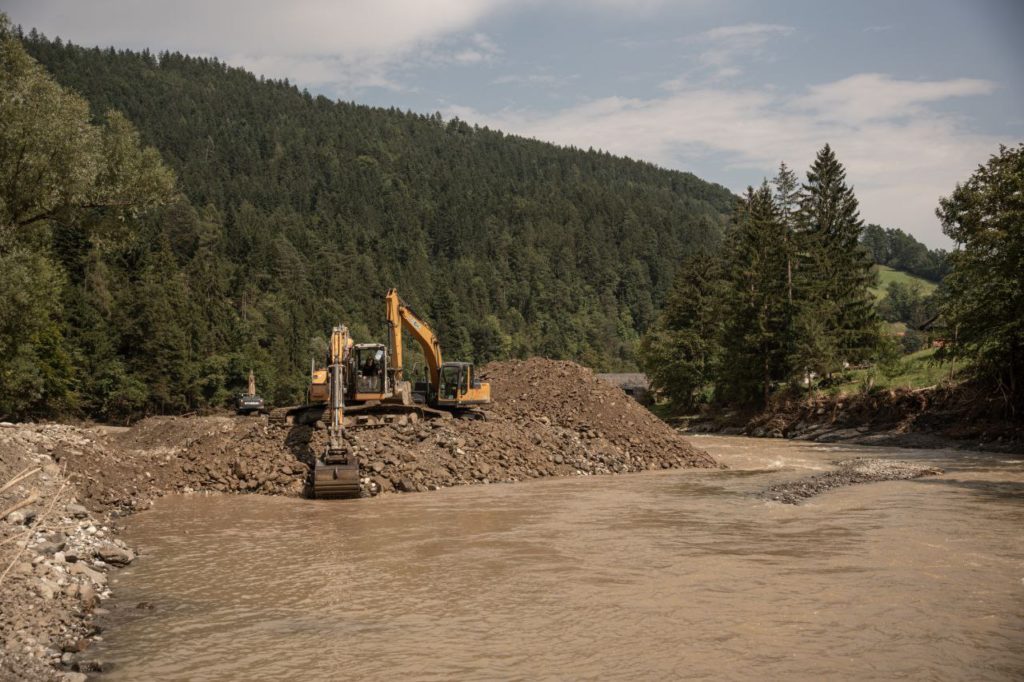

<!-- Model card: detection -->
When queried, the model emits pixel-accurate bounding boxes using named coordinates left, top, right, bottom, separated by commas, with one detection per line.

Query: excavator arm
left=312, top=325, right=361, bottom=498
left=386, top=288, right=443, bottom=389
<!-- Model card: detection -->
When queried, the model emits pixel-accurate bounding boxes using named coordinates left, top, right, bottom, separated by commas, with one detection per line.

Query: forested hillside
left=4, top=28, right=735, bottom=419
left=860, top=224, right=949, bottom=282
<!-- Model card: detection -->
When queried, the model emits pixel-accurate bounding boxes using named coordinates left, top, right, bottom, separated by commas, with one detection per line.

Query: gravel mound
left=762, top=458, right=943, bottom=504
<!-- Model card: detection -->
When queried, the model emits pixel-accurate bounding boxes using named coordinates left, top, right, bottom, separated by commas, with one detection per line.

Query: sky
left=5, top=0, right=1023, bottom=248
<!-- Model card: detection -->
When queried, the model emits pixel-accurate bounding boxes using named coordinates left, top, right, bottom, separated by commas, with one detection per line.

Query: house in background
left=596, top=373, right=651, bottom=405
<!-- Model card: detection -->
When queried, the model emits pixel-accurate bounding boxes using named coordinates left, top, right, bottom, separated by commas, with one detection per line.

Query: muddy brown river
left=95, top=436, right=1024, bottom=680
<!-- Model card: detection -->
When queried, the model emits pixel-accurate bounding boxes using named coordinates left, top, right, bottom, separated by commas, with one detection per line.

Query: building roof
left=596, top=373, right=649, bottom=390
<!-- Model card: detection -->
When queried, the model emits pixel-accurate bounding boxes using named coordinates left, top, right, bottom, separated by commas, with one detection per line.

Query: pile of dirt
left=288, top=358, right=716, bottom=495
left=483, top=358, right=709, bottom=465
left=1, top=358, right=713, bottom=679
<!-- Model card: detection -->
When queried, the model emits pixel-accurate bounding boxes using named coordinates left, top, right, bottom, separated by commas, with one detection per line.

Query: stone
left=69, top=562, right=106, bottom=586
left=5, top=510, right=26, bottom=525
left=36, top=578, right=59, bottom=600
left=395, top=478, right=416, bottom=493
left=78, top=584, right=97, bottom=609
left=76, top=659, right=104, bottom=673
left=95, top=542, right=134, bottom=566
left=370, top=460, right=385, bottom=473
left=62, top=673, right=88, bottom=682
left=553, top=453, right=564, bottom=464
left=37, top=539, right=66, bottom=555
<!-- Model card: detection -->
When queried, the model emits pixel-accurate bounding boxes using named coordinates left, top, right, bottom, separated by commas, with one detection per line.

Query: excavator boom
left=311, top=325, right=361, bottom=498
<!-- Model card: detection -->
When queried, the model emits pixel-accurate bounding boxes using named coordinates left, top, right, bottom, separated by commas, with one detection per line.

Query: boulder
left=95, top=542, right=135, bottom=566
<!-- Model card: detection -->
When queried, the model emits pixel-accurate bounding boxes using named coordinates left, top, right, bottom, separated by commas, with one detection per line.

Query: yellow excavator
left=385, top=288, right=491, bottom=410
left=309, top=325, right=361, bottom=498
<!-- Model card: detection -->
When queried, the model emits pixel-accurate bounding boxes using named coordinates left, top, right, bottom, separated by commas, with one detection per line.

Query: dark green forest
left=2, top=24, right=736, bottom=420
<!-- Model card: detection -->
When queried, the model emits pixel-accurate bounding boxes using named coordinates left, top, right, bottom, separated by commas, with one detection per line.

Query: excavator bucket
left=312, top=448, right=360, bottom=498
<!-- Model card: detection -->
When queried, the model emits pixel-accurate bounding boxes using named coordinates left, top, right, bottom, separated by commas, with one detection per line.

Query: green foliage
left=937, top=144, right=1024, bottom=408
left=0, top=22, right=175, bottom=236
left=795, top=144, right=882, bottom=370
left=876, top=279, right=938, bottom=327
left=638, top=251, right=723, bottom=410
left=717, top=184, right=792, bottom=406
left=19, top=33, right=733, bottom=379
left=869, top=264, right=938, bottom=301
left=0, top=248, right=74, bottom=418
left=0, top=19, right=178, bottom=420
left=830, top=347, right=960, bottom=393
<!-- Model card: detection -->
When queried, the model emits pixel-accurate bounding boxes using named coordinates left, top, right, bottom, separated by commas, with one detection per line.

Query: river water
left=95, top=436, right=1024, bottom=680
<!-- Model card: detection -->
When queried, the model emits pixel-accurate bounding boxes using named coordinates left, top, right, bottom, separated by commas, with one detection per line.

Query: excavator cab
left=437, top=362, right=489, bottom=407
left=351, top=343, right=388, bottom=399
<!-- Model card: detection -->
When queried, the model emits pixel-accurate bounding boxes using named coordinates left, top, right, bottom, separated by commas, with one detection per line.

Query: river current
left=94, top=436, right=1024, bottom=680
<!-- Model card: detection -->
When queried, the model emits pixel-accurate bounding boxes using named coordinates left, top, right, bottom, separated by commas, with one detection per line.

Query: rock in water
left=95, top=542, right=135, bottom=566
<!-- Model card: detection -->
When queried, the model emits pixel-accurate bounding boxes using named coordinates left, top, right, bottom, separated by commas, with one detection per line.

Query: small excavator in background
left=235, top=369, right=265, bottom=415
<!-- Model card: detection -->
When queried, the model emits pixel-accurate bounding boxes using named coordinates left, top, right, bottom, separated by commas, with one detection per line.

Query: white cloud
left=686, top=23, right=795, bottom=80
left=7, top=0, right=513, bottom=91
left=492, top=71, right=578, bottom=88
left=795, top=73, right=996, bottom=123
left=700, top=23, right=794, bottom=42
left=448, top=74, right=1000, bottom=246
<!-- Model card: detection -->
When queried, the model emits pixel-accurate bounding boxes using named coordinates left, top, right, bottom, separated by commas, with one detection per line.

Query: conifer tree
left=796, top=144, right=879, bottom=374
left=772, top=162, right=800, bottom=305
left=718, top=184, right=792, bottom=406
left=638, top=251, right=724, bottom=409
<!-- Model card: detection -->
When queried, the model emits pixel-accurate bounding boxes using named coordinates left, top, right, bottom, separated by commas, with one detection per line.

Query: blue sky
left=6, top=0, right=1022, bottom=247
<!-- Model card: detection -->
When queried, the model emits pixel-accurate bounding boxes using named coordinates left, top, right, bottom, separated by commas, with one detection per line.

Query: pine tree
left=718, top=184, right=792, bottom=406
left=796, top=145, right=880, bottom=375
left=638, top=251, right=724, bottom=410
left=772, top=162, right=800, bottom=305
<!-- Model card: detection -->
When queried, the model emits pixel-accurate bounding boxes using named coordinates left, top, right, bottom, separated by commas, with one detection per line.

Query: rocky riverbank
left=681, top=383, right=1024, bottom=454
left=1, top=358, right=715, bottom=679
left=0, top=424, right=136, bottom=681
left=761, top=458, right=944, bottom=504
